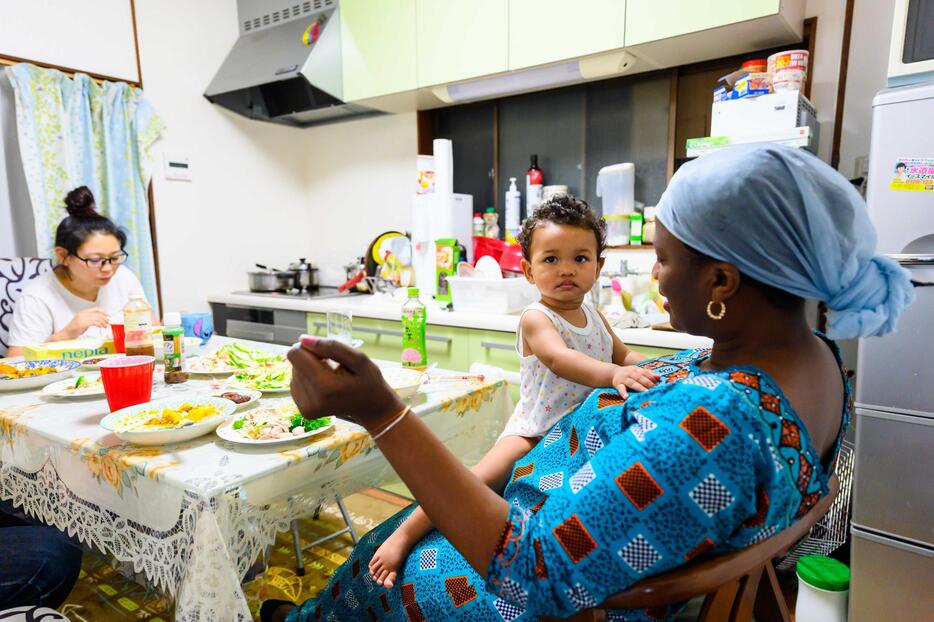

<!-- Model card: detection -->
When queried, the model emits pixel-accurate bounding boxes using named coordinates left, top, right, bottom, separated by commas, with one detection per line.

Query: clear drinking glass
left=327, top=310, right=353, bottom=345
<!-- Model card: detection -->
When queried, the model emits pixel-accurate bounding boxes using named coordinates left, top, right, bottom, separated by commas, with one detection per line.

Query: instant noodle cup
left=772, top=67, right=807, bottom=92
left=768, top=49, right=809, bottom=76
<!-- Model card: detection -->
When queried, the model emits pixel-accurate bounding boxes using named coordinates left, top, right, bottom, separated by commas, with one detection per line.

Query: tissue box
left=24, top=339, right=116, bottom=361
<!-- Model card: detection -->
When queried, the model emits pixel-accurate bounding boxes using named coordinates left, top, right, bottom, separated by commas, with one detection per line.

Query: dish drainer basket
left=776, top=439, right=855, bottom=571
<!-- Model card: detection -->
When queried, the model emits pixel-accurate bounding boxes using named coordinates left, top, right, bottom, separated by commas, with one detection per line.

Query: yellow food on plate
left=117, top=403, right=220, bottom=432
left=0, top=363, right=59, bottom=379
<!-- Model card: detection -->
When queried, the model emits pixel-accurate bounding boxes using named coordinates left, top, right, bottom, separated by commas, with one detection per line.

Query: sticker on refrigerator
left=889, top=157, right=934, bottom=192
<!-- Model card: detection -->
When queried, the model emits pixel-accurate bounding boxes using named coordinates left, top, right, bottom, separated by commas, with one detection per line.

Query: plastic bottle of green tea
left=401, top=288, right=427, bottom=371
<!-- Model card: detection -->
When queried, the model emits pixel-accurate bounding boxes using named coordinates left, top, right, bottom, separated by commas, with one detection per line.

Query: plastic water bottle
left=401, top=288, right=427, bottom=371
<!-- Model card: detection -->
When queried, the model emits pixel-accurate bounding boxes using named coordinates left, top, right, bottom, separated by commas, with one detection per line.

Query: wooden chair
left=544, top=476, right=839, bottom=622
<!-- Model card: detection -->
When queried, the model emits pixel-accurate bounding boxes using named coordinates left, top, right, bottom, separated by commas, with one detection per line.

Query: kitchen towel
left=432, top=139, right=453, bottom=194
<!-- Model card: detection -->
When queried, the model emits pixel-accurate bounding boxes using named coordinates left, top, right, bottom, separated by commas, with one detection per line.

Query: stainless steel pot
left=288, top=257, right=319, bottom=291
left=248, top=264, right=295, bottom=292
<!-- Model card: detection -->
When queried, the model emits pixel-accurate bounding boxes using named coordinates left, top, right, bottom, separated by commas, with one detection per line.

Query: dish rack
left=776, top=439, right=855, bottom=571
left=363, top=275, right=404, bottom=295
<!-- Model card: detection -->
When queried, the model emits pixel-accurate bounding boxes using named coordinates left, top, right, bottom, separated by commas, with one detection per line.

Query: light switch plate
left=164, top=153, right=191, bottom=181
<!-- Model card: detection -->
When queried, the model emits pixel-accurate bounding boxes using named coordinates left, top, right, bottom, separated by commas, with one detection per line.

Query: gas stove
left=232, top=287, right=364, bottom=300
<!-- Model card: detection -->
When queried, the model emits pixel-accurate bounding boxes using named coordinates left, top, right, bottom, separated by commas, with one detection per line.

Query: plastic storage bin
left=446, top=276, right=538, bottom=314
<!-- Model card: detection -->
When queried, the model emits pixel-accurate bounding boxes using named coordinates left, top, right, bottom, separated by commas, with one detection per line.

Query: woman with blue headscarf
left=263, top=145, right=914, bottom=622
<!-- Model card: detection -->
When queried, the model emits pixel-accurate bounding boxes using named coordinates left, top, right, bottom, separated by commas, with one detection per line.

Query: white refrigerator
left=850, top=81, right=934, bottom=620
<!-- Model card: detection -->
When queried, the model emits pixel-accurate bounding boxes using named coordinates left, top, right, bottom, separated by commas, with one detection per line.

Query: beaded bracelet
left=370, top=406, right=411, bottom=441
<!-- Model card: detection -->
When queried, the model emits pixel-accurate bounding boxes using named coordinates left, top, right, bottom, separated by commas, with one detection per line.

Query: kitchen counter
left=207, top=291, right=712, bottom=351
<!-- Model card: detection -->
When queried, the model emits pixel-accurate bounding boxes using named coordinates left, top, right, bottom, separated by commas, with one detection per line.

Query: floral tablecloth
left=0, top=337, right=512, bottom=621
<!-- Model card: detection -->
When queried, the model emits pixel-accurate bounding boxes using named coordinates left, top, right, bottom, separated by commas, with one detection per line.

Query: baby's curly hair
left=518, top=194, right=607, bottom=260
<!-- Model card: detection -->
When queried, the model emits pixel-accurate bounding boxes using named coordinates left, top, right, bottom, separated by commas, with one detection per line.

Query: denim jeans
left=0, top=515, right=82, bottom=609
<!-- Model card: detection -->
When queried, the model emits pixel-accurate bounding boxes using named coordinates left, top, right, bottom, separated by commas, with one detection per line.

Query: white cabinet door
left=508, top=0, right=626, bottom=70
left=0, top=0, right=140, bottom=83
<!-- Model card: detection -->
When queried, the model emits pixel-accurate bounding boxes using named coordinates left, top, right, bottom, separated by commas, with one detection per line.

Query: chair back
left=602, top=475, right=839, bottom=610
left=0, top=257, right=53, bottom=355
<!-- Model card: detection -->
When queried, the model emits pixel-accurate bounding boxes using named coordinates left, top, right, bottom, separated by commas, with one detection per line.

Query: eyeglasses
left=72, top=251, right=129, bottom=268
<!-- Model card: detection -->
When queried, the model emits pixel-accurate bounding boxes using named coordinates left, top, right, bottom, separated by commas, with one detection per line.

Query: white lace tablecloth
left=0, top=338, right=512, bottom=620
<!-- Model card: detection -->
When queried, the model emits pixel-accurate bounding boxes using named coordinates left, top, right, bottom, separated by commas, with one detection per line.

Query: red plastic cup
left=111, top=322, right=126, bottom=353
left=99, top=355, right=155, bottom=412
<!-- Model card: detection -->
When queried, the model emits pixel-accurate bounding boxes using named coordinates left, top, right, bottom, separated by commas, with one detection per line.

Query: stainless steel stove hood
left=204, top=0, right=381, bottom=128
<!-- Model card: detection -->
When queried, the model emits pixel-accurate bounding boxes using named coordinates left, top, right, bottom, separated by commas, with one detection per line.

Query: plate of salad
left=215, top=401, right=332, bottom=445
left=41, top=373, right=106, bottom=398
left=187, top=342, right=284, bottom=375
left=225, top=361, right=292, bottom=393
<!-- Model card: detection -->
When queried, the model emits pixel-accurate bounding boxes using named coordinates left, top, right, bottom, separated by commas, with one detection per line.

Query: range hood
left=204, top=0, right=380, bottom=128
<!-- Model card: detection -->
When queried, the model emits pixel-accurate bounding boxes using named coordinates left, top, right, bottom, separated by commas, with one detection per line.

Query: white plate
left=185, top=356, right=240, bottom=375
left=380, top=366, right=426, bottom=399
left=79, top=354, right=126, bottom=370
left=475, top=255, right=504, bottom=279
left=0, top=360, right=80, bottom=392
left=200, top=388, right=262, bottom=412
left=41, top=373, right=106, bottom=398
left=215, top=417, right=333, bottom=445
left=225, top=379, right=292, bottom=394
left=99, top=395, right=236, bottom=445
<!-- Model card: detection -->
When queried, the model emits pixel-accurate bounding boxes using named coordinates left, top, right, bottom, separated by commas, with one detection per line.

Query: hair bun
left=64, top=186, right=98, bottom=218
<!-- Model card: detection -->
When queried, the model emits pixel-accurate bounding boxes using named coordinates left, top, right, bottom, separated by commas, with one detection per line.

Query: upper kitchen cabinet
left=415, top=0, right=508, bottom=88
left=340, top=0, right=417, bottom=102
left=508, top=0, right=626, bottom=71
left=0, top=0, right=140, bottom=83
left=625, top=0, right=804, bottom=68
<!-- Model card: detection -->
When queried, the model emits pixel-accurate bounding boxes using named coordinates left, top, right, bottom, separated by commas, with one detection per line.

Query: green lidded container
left=796, top=554, right=850, bottom=592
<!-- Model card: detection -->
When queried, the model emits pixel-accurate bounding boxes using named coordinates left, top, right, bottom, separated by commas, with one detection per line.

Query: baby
left=369, top=195, right=660, bottom=588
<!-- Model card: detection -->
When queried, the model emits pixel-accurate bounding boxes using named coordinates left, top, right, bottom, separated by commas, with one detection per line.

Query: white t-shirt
left=8, top=267, right=146, bottom=346
left=499, top=301, right=615, bottom=440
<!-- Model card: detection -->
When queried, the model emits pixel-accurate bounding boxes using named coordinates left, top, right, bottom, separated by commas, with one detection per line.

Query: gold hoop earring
left=706, top=300, right=726, bottom=320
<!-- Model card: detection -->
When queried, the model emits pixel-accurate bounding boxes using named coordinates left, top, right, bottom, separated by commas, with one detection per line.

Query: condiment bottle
left=401, top=288, right=427, bottom=371
left=162, top=312, right=188, bottom=384
left=123, top=289, right=154, bottom=357
left=483, top=207, right=500, bottom=239
left=472, top=212, right=485, bottom=237
left=526, top=154, right=544, bottom=215
left=642, top=207, right=657, bottom=244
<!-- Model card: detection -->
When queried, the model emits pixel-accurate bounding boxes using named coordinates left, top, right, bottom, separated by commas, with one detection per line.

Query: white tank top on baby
left=500, top=301, right=615, bottom=440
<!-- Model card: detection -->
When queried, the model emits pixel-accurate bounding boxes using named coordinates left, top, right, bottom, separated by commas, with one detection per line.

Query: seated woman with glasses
left=6, top=186, right=155, bottom=357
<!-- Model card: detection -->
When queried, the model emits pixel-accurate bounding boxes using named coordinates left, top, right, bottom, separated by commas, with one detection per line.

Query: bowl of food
left=0, top=360, right=81, bottom=392
left=100, top=395, right=235, bottom=445
left=215, top=401, right=332, bottom=445
left=202, top=388, right=262, bottom=412
left=41, top=373, right=106, bottom=398
left=380, top=366, right=426, bottom=399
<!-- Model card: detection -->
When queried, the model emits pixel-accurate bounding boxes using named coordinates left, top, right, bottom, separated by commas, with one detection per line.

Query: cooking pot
left=289, top=257, right=319, bottom=291
left=248, top=264, right=295, bottom=292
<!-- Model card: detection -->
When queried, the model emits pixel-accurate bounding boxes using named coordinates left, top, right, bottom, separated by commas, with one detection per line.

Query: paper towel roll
left=433, top=139, right=453, bottom=194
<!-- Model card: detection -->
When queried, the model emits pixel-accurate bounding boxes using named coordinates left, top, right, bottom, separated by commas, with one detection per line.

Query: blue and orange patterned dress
left=287, top=338, right=851, bottom=622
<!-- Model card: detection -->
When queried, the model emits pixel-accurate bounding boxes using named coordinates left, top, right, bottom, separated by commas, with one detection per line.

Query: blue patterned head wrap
left=656, top=144, right=915, bottom=339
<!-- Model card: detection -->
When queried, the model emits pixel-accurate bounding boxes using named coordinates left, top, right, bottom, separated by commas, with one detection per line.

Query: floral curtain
left=8, top=63, right=165, bottom=312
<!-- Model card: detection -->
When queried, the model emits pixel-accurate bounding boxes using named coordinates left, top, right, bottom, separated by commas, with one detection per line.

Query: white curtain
left=0, top=67, right=36, bottom=258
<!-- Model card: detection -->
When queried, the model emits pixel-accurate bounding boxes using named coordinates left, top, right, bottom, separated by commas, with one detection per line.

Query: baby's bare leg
left=369, top=435, right=537, bottom=588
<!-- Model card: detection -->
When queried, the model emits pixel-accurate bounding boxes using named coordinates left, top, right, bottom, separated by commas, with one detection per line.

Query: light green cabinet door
left=415, top=0, right=508, bottom=87
left=629, top=345, right=678, bottom=360
left=508, top=0, right=625, bottom=70
left=352, top=316, right=471, bottom=371
left=468, top=329, right=520, bottom=403
left=625, top=0, right=780, bottom=46
left=340, top=0, right=417, bottom=101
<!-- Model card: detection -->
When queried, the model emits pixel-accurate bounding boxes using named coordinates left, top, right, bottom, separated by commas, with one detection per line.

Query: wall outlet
left=164, top=153, right=192, bottom=181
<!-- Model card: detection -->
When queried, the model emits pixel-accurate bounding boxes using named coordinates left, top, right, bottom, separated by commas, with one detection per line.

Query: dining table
left=0, top=336, right=513, bottom=621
